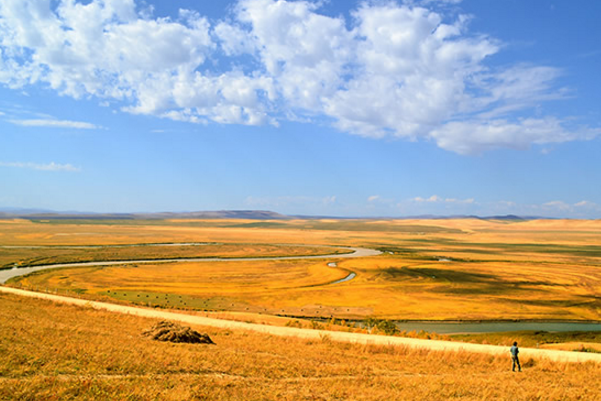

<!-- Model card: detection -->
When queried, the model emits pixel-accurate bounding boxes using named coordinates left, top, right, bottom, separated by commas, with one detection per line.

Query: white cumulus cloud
left=429, top=117, right=600, bottom=155
left=0, top=0, right=597, bottom=153
left=575, top=200, right=598, bottom=208
left=542, top=201, right=572, bottom=212
left=412, top=195, right=474, bottom=204
left=413, top=195, right=443, bottom=203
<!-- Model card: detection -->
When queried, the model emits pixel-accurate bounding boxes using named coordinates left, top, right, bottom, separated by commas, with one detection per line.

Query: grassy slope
left=1, top=293, right=600, bottom=400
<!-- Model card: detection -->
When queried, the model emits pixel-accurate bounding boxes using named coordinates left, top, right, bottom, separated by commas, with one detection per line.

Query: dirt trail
left=2, top=286, right=600, bottom=364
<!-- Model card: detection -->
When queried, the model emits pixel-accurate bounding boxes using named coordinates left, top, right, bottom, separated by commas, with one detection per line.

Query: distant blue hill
left=0, top=208, right=554, bottom=221
left=0, top=209, right=289, bottom=220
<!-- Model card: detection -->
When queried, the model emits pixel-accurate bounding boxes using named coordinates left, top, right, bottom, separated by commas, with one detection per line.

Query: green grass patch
left=423, top=240, right=601, bottom=258
left=101, top=290, right=246, bottom=312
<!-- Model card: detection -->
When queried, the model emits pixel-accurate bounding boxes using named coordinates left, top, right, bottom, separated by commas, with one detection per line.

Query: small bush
left=364, top=318, right=399, bottom=335
left=285, top=320, right=303, bottom=328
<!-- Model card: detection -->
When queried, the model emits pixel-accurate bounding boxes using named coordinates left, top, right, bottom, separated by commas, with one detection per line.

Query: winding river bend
left=0, top=245, right=381, bottom=284
left=3, top=245, right=600, bottom=334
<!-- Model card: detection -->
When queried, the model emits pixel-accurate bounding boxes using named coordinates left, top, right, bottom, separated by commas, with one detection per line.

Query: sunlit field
left=2, top=218, right=601, bottom=322
left=1, top=293, right=599, bottom=401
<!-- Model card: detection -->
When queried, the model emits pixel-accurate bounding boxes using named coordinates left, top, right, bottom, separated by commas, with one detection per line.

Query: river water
left=0, top=246, right=381, bottom=284
left=393, top=321, right=601, bottom=334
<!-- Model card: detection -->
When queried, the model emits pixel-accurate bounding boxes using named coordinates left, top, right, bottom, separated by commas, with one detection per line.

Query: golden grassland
left=1, top=293, right=600, bottom=401
left=2, top=218, right=601, bottom=321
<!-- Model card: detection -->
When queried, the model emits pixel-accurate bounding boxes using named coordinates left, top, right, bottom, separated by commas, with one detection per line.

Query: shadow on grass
left=381, top=266, right=572, bottom=295
left=499, top=295, right=601, bottom=308
left=381, top=267, right=496, bottom=283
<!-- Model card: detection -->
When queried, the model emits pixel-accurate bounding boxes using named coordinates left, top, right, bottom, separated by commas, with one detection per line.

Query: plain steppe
left=3, top=217, right=600, bottom=322
left=1, top=216, right=601, bottom=399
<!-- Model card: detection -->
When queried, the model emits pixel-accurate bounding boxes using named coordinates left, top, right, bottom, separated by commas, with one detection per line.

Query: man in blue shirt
left=510, top=341, right=521, bottom=372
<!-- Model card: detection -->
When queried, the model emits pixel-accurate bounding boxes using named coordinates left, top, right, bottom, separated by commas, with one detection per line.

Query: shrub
left=364, top=318, right=399, bottom=336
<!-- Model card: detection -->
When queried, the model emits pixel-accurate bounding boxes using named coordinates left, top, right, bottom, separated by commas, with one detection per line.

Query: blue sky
left=0, top=0, right=600, bottom=218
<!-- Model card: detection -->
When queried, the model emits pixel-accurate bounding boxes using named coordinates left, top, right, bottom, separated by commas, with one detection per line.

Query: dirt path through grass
left=2, top=285, right=600, bottom=364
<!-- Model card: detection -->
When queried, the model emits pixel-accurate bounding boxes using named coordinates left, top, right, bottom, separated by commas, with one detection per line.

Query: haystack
left=143, top=321, right=215, bottom=344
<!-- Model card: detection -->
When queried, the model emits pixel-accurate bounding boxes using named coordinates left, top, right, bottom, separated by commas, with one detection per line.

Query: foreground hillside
left=1, top=293, right=599, bottom=400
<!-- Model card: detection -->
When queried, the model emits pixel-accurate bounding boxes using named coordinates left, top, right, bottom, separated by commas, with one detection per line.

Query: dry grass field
left=2, top=218, right=601, bottom=399
left=2, top=217, right=601, bottom=322
left=1, top=292, right=600, bottom=401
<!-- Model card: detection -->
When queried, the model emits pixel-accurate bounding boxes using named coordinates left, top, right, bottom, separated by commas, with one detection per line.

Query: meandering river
left=2, top=245, right=599, bottom=333
left=0, top=245, right=381, bottom=284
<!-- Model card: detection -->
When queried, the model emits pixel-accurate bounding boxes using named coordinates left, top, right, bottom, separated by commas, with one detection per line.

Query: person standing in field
left=510, top=341, right=521, bottom=372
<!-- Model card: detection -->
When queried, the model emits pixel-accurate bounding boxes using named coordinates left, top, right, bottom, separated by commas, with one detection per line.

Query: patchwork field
left=2, top=218, right=601, bottom=321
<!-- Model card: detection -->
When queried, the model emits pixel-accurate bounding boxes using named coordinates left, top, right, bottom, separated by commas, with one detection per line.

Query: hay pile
left=143, top=321, right=215, bottom=344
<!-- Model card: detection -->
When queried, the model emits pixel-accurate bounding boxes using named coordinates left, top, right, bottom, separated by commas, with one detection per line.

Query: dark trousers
left=512, top=356, right=521, bottom=371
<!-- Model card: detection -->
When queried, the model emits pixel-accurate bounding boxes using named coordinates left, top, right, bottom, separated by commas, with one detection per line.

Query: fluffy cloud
left=575, top=200, right=598, bottom=209
left=541, top=200, right=601, bottom=215
left=429, top=117, right=599, bottom=155
left=484, top=199, right=601, bottom=218
left=412, top=195, right=474, bottom=204
left=418, top=0, right=463, bottom=4
left=542, top=200, right=571, bottom=211
left=413, top=195, right=443, bottom=203
left=0, top=0, right=597, bottom=153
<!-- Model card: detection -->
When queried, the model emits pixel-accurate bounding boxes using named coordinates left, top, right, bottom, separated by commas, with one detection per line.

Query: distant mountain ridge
left=0, top=208, right=553, bottom=221
left=133, top=210, right=290, bottom=220
left=0, top=208, right=289, bottom=220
